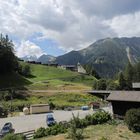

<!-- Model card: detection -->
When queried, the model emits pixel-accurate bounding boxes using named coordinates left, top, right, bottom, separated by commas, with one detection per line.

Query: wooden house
left=107, top=91, right=140, bottom=118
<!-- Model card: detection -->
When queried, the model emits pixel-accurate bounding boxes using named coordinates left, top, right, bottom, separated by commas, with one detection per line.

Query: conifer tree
left=124, top=62, right=133, bottom=89
left=118, top=72, right=126, bottom=90
left=0, top=34, right=18, bottom=73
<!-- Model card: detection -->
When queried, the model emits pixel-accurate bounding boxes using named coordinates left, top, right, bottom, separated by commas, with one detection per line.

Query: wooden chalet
left=59, top=65, right=77, bottom=71
left=107, top=91, right=140, bottom=118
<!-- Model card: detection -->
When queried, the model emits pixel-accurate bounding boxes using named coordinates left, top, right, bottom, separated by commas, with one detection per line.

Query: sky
left=0, top=0, right=140, bottom=58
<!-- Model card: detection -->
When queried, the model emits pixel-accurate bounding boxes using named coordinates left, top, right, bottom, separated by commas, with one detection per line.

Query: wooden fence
left=16, top=130, right=35, bottom=140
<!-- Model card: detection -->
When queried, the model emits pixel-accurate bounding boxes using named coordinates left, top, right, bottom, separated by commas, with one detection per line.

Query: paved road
left=0, top=107, right=112, bottom=133
left=0, top=110, right=93, bottom=133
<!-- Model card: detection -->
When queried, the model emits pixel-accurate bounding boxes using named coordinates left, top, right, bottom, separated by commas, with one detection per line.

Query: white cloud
left=0, top=0, right=140, bottom=57
left=16, top=40, right=43, bottom=58
left=104, top=12, right=140, bottom=37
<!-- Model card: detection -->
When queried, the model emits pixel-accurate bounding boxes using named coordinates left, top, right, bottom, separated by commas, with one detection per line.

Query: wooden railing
left=16, top=130, right=35, bottom=140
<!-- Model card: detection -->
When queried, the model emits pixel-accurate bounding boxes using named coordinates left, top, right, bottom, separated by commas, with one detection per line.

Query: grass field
left=10, top=62, right=96, bottom=91
left=0, top=62, right=98, bottom=111
left=25, top=63, right=96, bottom=89
left=37, top=124, right=140, bottom=140
left=0, top=62, right=96, bottom=90
left=2, top=92, right=100, bottom=112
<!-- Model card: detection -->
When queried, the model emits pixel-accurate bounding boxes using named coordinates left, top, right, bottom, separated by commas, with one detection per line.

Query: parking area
left=0, top=106, right=112, bottom=133
left=0, top=110, right=93, bottom=133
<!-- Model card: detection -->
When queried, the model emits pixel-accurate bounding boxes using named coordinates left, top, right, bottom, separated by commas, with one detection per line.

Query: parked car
left=81, top=106, right=89, bottom=110
left=46, top=114, right=56, bottom=126
left=0, top=122, right=15, bottom=137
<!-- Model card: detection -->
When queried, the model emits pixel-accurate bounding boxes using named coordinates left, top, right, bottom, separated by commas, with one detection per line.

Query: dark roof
left=65, top=65, right=76, bottom=68
left=30, top=104, right=49, bottom=107
left=132, top=83, right=140, bottom=88
left=107, top=91, right=140, bottom=102
left=87, top=90, right=111, bottom=95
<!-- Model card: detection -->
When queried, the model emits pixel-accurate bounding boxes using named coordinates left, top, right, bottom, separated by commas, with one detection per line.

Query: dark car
left=46, top=114, right=56, bottom=126
left=0, top=122, right=14, bottom=137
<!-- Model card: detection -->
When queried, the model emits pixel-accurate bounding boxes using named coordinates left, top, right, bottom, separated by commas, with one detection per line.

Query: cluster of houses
left=24, top=60, right=87, bottom=74
left=88, top=82, right=140, bottom=119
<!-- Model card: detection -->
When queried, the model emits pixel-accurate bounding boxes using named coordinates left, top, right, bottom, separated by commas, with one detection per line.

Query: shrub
left=33, top=111, right=111, bottom=139
left=107, top=119, right=123, bottom=126
left=33, top=127, right=46, bottom=138
left=49, top=124, right=67, bottom=135
left=96, top=79, right=107, bottom=90
left=125, top=108, right=140, bottom=132
left=0, top=106, right=8, bottom=118
left=19, top=65, right=31, bottom=77
left=85, top=114, right=92, bottom=125
left=49, top=102, right=55, bottom=110
left=2, top=133, right=24, bottom=140
left=70, top=113, right=87, bottom=128
left=91, top=111, right=111, bottom=124
left=106, top=80, right=119, bottom=90
left=33, top=124, right=67, bottom=139
left=68, top=115, right=84, bottom=140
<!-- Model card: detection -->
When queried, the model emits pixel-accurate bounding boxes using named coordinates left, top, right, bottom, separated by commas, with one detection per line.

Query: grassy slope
left=1, top=63, right=98, bottom=109
left=4, top=92, right=100, bottom=110
left=0, top=62, right=96, bottom=90
left=39, top=124, right=140, bottom=140
left=24, top=63, right=96, bottom=90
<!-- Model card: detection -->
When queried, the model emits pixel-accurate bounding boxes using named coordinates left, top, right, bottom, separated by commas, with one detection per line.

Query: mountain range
left=56, top=37, right=140, bottom=77
left=21, top=54, right=56, bottom=64
left=37, top=54, right=56, bottom=64
left=21, top=37, right=140, bottom=78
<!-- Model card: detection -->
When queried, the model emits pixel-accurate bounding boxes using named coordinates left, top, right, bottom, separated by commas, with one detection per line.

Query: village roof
left=30, top=104, right=49, bottom=107
left=65, top=65, right=76, bottom=67
left=132, top=83, right=140, bottom=89
left=87, top=90, right=111, bottom=95
left=107, top=91, right=140, bottom=102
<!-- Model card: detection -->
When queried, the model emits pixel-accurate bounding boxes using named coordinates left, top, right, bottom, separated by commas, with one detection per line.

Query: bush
left=0, top=106, right=8, bottom=118
left=91, top=111, right=111, bottom=124
left=68, top=115, right=84, bottom=140
left=33, top=127, right=46, bottom=138
left=96, top=79, right=107, bottom=90
left=85, top=114, right=92, bottom=125
left=34, top=111, right=111, bottom=139
left=69, top=111, right=111, bottom=129
left=68, top=125, right=84, bottom=140
left=106, top=80, right=119, bottom=90
left=125, top=108, right=140, bottom=132
left=19, top=65, right=31, bottom=77
left=33, top=124, right=67, bottom=139
left=49, top=102, right=55, bottom=110
left=2, top=133, right=24, bottom=140
left=70, top=114, right=88, bottom=128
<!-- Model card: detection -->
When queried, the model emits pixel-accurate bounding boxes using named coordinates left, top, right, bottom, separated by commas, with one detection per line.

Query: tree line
left=0, top=34, right=18, bottom=73
left=0, top=34, right=31, bottom=76
left=93, top=62, right=140, bottom=90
